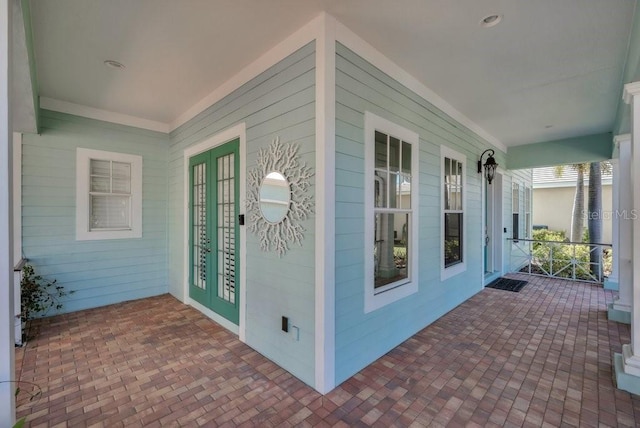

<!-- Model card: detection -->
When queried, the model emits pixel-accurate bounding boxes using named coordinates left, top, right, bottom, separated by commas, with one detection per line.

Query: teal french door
left=189, top=139, right=240, bottom=325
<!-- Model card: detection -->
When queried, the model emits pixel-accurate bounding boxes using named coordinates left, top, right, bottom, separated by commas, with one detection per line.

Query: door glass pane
left=192, top=162, right=207, bottom=290
left=217, top=153, right=236, bottom=304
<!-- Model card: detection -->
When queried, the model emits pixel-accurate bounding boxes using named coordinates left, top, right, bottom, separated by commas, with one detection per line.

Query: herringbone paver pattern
left=15, top=274, right=640, bottom=426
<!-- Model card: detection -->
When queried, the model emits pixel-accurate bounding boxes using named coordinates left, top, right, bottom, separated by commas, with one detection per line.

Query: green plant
left=20, top=264, right=73, bottom=323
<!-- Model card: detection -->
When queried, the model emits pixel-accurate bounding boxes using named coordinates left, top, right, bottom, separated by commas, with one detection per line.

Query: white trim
left=335, top=21, right=506, bottom=153
left=440, top=145, right=467, bottom=281
left=314, top=13, right=336, bottom=394
left=12, top=133, right=21, bottom=346
left=623, top=82, right=640, bottom=104
left=75, top=148, right=142, bottom=241
left=187, top=297, right=240, bottom=336
left=171, top=16, right=323, bottom=131
left=0, top=1, right=15, bottom=422
left=182, top=123, right=247, bottom=341
left=40, top=97, right=169, bottom=133
left=12, top=132, right=20, bottom=262
left=364, top=111, right=419, bottom=313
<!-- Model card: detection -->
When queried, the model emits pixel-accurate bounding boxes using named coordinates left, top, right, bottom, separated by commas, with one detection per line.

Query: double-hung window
left=76, top=148, right=142, bottom=240
left=364, top=112, right=419, bottom=313
left=441, top=146, right=466, bottom=280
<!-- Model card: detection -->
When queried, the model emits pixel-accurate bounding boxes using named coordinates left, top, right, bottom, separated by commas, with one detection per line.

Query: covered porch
left=15, top=274, right=640, bottom=426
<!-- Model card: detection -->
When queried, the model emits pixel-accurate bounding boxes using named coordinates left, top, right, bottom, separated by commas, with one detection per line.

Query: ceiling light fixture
left=104, top=60, right=125, bottom=70
left=480, top=14, right=503, bottom=28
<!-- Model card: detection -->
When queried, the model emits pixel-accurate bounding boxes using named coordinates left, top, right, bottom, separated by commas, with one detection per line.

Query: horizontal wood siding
left=168, top=42, right=316, bottom=387
left=22, top=110, right=170, bottom=314
left=334, top=43, right=513, bottom=384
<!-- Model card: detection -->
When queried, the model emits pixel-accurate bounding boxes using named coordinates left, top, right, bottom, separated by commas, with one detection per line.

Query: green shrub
left=526, top=230, right=604, bottom=280
left=21, top=264, right=73, bottom=323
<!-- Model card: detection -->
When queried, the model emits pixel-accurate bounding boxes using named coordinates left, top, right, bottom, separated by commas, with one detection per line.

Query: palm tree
left=588, top=162, right=602, bottom=278
left=555, top=161, right=611, bottom=278
left=554, top=164, right=587, bottom=242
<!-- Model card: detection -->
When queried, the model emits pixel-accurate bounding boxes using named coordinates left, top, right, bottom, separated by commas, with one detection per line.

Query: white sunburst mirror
left=247, top=137, right=314, bottom=256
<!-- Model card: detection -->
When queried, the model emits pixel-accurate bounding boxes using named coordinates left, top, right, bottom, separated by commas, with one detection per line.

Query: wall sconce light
left=478, top=149, right=498, bottom=184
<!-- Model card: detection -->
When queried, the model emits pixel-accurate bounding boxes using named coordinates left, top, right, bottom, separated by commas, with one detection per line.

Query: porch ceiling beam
left=11, top=0, right=38, bottom=134
left=506, top=132, right=613, bottom=170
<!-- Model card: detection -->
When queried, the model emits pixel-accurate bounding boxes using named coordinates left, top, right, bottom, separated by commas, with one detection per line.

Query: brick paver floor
left=15, top=274, right=640, bottom=426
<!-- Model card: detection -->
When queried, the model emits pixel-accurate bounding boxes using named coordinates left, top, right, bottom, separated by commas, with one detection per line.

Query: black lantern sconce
left=478, top=149, right=498, bottom=184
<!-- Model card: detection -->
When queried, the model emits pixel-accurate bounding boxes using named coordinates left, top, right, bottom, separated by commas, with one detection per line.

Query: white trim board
left=182, top=123, right=247, bottom=342
left=39, top=13, right=505, bottom=155
left=314, top=12, right=336, bottom=394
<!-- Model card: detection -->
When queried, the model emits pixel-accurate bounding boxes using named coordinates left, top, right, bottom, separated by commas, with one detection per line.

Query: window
left=364, top=112, right=419, bottom=313
left=524, top=186, right=531, bottom=238
left=76, top=148, right=142, bottom=240
left=512, top=183, right=520, bottom=240
left=441, top=146, right=466, bottom=280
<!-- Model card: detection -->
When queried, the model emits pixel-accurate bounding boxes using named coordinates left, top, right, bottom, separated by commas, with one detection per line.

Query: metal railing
left=509, top=238, right=612, bottom=283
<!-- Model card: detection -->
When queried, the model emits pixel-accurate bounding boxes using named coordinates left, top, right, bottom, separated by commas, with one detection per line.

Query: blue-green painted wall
left=333, top=43, right=529, bottom=385
left=168, top=42, right=316, bottom=387
left=22, top=110, right=170, bottom=313
left=507, top=133, right=612, bottom=170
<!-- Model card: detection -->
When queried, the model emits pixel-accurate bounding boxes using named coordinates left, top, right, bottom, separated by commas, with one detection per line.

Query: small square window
left=76, top=148, right=142, bottom=240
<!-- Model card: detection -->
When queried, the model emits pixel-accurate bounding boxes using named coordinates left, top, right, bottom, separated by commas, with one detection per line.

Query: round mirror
left=259, top=171, right=290, bottom=223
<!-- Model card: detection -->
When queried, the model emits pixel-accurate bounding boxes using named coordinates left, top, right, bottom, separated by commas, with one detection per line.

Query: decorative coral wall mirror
left=259, top=171, right=290, bottom=223
left=247, top=137, right=313, bottom=256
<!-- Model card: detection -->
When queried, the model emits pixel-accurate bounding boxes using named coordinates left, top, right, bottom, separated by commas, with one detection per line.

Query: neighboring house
left=532, top=167, right=613, bottom=243
left=5, top=4, right=640, bottom=419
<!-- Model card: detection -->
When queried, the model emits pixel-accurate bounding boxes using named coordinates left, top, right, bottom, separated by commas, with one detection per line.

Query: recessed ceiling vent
left=103, top=60, right=125, bottom=70
left=480, top=14, right=503, bottom=28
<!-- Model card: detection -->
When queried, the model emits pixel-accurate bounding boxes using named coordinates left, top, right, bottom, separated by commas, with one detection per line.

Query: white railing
left=509, top=238, right=612, bottom=283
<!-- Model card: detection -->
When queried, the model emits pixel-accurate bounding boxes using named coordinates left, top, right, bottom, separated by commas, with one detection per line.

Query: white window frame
left=440, top=146, right=467, bottom=281
left=76, top=148, right=142, bottom=240
left=524, top=186, right=531, bottom=238
left=512, top=182, right=520, bottom=240
left=364, top=112, right=419, bottom=313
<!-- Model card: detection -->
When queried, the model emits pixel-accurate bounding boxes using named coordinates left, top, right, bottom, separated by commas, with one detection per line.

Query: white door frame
left=482, top=171, right=504, bottom=280
left=182, top=123, right=247, bottom=342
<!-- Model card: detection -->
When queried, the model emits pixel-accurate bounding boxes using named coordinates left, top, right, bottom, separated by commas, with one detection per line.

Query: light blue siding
left=168, top=42, right=317, bottom=387
left=334, top=43, right=516, bottom=385
left=21, top=110, right=170, bottom=314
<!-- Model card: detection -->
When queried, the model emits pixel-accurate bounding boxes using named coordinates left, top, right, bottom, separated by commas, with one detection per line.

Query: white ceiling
left=28, top=0, right=637, bottom=147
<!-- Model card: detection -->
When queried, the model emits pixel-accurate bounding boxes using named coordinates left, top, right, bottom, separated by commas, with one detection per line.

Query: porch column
left=608, top=135, right=632, bottom=324
left=0, top=0, right=15, bottom=423
left=616, top=83, right=640, bottom=393
left=605, top=155, right=620, bottom=290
